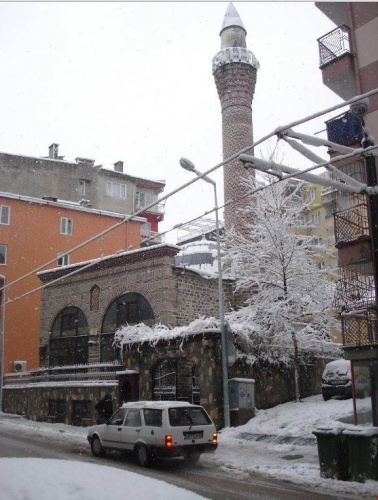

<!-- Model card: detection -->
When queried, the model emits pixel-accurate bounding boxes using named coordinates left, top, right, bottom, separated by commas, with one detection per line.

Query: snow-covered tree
left=224, top=173, right=339, bottom=401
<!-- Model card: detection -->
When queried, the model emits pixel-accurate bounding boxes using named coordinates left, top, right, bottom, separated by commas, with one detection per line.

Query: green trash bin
left=343, top=427, right=378, bottom=482
left=313, top=426, right=349, bottom=481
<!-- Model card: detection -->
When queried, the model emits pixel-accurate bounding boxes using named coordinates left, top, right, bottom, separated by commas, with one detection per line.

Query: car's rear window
left=168, top=407, right=212, bottom=427
left=143, top=409, right=163, bottom=427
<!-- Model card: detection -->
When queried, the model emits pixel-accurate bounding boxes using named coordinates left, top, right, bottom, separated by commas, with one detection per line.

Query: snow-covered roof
left=0, top=191, right=146, bottom=222
left=100, top=165, right=165, bottom=187
left=0, top=149, right=72, bottom=164
left=38, top=243, right=180, bottom=277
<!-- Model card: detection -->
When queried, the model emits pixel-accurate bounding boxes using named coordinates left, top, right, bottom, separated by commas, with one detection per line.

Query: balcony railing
left=318, top=25, right=351, bottom=67
left=3, top=362, right=123, bottom=386
left=141, top=231, right=163, bottom=245
left=134, top=200, right=165, bottom=215
left=325, top=111, right=363, bottom=147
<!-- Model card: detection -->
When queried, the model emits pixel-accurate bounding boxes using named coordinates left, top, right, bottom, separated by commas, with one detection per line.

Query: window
left=313, top=237, right=323, bottom=246
left=101, top=292, right=154, bottom=362
left=135, top=190, right=158, bottom=210
left=108, top=408, right=127, bottom=425
left=90, top=285, right=100, bottom=311
left=50, top=306, right=89, bottom=367
left=106, top=181, right=127, bottom=199
left=296, top=216, right=305, bottom=226
left=0, top=206, right=10, bottom=225
left=57, top=253, right=70, bottom=266
left=311, top=212, right=320, bottom=225
left=124, top=409, right=141, bottom=427
left=309, top=189, right=316, bottom=203
left=143, top=409, right=163, bottom=427
left=141, top=221, right=151, bottom=237
left=61, top=217, right=73, bottom=235
left=0, top=245, right=7, bottom=265
left=78, top=180, right=86, bottom=196
left=168, top=407, right=211, bottom=427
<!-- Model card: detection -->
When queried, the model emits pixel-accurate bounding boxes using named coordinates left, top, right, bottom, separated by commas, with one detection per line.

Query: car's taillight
left=212, top=432, right=218, bottom=445
left=165, top=434, right=173, bottom=448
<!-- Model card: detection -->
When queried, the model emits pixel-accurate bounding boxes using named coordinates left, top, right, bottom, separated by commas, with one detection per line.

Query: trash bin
left=343, top=427, right=378, bottom=482
left=312, top=426, right=349, bottom=481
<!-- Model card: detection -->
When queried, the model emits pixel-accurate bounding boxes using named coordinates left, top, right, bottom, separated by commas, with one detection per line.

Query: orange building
left=0, top=192, right=143, bottom=374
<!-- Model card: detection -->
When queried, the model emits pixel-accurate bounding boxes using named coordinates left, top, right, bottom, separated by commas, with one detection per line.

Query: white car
left=87, top=401, right=218, bottom=466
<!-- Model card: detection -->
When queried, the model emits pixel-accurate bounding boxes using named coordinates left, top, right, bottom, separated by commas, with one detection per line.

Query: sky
left=0, top=2, right=341, bottom=243
left=1, top=395, right=376, bottom=499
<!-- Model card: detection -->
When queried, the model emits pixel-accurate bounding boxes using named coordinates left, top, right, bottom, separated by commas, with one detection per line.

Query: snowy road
left=0, top=427, right=356, bottom=500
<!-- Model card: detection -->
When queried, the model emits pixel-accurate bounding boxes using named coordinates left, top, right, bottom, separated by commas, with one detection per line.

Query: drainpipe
left=346, top=3, right=362, bottom=95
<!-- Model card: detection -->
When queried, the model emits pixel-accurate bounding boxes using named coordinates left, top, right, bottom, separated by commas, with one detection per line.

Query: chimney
left=75, top=157, right=95, bottom=167
left=114, top=161, right=124, bottom=173
left=49, top=143, right=59, bottom=159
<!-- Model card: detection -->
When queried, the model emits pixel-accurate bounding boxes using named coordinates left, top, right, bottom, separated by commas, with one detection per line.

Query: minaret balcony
left=317, top=25, right=355, bottom=100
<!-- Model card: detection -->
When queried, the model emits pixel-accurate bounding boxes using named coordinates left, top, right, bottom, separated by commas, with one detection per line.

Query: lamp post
left=179, top=158, right=230, bottom=428
left=0, top=275, right=5, bottom=412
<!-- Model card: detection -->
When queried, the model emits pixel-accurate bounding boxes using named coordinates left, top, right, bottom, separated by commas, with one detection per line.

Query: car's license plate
left=184, top=431, right=203, bottom=440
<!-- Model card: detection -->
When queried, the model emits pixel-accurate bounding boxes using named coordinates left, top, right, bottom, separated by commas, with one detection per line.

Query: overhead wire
left=2, top=87, right=378, bottom=308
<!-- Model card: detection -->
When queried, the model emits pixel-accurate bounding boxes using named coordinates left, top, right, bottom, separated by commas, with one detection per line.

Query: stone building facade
left=2, top=243, right=326, bottom=429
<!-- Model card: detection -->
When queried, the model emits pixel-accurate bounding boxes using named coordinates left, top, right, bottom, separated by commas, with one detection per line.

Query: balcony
left=141, top=230, right=163, bottom=246
left=326, top=111, right=363, bottom=147
left=135, top=200, right=165, bottom=215
left=341, top=311, right=378, bottom=348
left=315, top=2, right=348, bottom=27
left=317, top=26, right=355, bottom=100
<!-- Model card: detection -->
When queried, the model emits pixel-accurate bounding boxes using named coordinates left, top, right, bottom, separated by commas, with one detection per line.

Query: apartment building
left=0, top=192, right=143, bottom=374
left=316, top=2, right=378, bottom=425
left=0, top=144, right=165, bottom=245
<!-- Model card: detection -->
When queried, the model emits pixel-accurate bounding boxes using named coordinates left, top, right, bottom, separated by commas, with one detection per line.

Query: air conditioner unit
left=13, top=361, right=27, bottom=372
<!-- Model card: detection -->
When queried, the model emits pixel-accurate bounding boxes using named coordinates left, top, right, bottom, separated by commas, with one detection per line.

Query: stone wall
left=2, top=384, right=118, bottom=426
left=122, top=333, right=222, bottom=425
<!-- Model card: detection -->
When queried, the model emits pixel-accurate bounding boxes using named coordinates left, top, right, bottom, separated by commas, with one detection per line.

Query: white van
left=87, top=401, right=218, bottom=466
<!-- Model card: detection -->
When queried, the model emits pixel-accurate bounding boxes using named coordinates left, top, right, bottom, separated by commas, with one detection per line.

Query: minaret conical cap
left=220, top=2, right=246, bottom=36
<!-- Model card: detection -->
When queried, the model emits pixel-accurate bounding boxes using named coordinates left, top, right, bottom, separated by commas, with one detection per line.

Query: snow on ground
left=0, top=395, right=376, bottom=499
left=0, top=459, right=203, bottom=500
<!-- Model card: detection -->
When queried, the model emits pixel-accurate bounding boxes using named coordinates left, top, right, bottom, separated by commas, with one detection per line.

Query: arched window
left=100, top=292, right=154, bottom=362
left=90, top=285, right=100, bottom=311
left=49, top=306, right=89, bottom=367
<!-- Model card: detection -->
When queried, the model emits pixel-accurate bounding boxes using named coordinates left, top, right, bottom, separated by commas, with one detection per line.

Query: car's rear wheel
left=136, top=445, right=150, bottom=467
left=91, top=436, right=106, bottom=457
left=322, top=393, right=332, bottom=401
left=184, top=451, right=201, bottom=465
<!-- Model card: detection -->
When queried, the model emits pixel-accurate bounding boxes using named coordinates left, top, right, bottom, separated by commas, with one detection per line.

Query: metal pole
left=363, top=138, right=378, bottom=427
left=179, top=158, right=229, bottom=428
left=0, top=275, right=6, bottom=412
left=213, top=183, right=230, bottom=428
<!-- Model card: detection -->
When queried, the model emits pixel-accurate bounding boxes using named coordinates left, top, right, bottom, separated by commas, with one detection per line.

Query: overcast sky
left=0, top=2, right=340, bottom=243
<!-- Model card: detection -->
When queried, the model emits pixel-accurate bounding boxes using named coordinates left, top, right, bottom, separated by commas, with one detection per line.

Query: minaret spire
left=220, top=2, right=246, bottom=38
left=213, top=3, right=259, bottom=233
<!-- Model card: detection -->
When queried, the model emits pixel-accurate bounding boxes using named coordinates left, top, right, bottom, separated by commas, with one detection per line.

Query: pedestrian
left=95, top=393, right=114, bottom=424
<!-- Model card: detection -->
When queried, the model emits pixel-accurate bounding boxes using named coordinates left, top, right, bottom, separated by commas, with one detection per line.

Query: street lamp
left=179, top=157, right=230, bottom=428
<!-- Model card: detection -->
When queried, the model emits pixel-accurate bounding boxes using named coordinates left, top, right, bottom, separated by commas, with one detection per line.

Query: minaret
left=213, top=3, right=259, bottom=232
